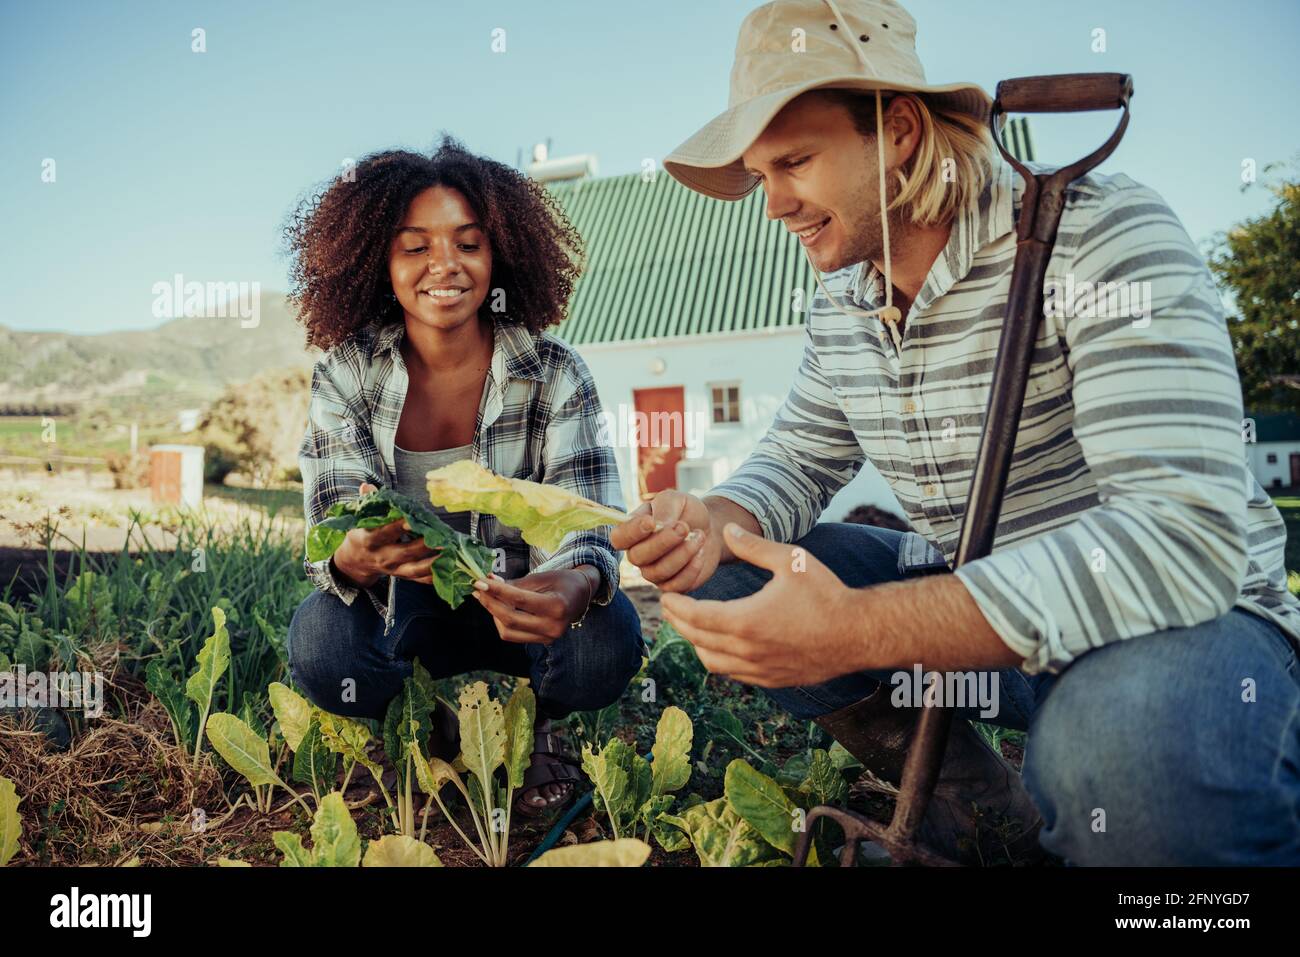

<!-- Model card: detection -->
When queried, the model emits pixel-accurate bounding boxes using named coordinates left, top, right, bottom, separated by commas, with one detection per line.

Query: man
left=611, top=0, right=1300, bottom=865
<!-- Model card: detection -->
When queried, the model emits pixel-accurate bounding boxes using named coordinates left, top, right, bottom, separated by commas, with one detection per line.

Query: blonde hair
left=825, top=89, right=995, bottom=227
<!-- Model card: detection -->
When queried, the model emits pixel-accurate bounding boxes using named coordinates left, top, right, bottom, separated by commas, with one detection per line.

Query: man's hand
left=330, top=482, right=443, bottom=589
left=659, top=523, right=866, bottom=687
left=471, top=566, right=599, bottom=645
left=610, top=490, right=725, bottom=593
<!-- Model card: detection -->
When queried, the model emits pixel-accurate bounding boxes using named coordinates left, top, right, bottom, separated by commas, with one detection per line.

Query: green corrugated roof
left=1247, top=412, right=1300, bottom=442
left=544, top=172, right=814, bottom=344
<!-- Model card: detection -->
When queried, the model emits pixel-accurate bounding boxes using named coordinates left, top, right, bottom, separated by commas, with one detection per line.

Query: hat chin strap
left=804, top=0, right=901, bottom=330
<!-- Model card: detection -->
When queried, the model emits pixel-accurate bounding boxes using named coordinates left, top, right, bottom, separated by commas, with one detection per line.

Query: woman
left=283, top=136, right=643, bottom=816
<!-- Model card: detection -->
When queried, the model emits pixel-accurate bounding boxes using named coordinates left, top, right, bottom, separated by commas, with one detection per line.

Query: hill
left=0, top=291, right=317, bottom=405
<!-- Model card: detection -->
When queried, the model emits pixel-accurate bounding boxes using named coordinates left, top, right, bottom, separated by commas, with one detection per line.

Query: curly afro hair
left=282, top=134, right=586, bottom=352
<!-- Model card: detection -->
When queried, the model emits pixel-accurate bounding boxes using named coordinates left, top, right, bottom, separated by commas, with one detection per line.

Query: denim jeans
left=286, top=576, right=645, bottom=722
left=687, top=522, right=1300, bottom=866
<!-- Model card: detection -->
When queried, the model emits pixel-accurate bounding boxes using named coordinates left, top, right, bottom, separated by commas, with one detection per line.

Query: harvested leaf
left=305, top=488, right=495, bottom=609
left=425, top=459, right=627, bottom=551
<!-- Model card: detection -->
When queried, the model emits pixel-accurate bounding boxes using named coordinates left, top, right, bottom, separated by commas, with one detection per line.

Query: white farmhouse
left=544, top=168, right=898, bottom=523
left=1244, top=412, right=1300, bottom=491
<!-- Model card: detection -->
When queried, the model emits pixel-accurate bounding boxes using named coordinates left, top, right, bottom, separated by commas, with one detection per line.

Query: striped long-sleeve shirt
left=709, top=158, right=1300, bottom=674
left=297, top=317, right=625, bottom=632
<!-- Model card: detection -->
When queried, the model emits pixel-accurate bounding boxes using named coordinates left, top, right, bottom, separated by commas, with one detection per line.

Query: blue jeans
left=286, top=577, right=645, bottom=722
left=687, top=522, right=1300, bottom=866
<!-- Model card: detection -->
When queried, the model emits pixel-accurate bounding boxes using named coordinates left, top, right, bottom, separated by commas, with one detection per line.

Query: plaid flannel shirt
left=298, top=317, right=625, bottom=631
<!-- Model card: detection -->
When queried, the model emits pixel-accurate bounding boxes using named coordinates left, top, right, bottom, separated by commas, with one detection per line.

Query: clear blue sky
left=2, top=0, right=1296, bottom=334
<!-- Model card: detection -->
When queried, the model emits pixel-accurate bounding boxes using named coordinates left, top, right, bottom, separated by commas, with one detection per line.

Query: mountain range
left=0, top=292, right=318, bottom=404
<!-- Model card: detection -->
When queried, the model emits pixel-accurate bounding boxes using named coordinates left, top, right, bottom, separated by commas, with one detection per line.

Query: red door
left=632, top=386, right=686, bottom=501
left=1290, top=453, right=1300, bottom=489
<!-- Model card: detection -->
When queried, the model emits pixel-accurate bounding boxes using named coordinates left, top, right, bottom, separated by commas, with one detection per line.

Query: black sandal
left=513, top=727, right=583, bottom=818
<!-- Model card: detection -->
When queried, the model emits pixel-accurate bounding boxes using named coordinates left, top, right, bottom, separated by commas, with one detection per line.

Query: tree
left=1207, top=159, right=1300, bottom=416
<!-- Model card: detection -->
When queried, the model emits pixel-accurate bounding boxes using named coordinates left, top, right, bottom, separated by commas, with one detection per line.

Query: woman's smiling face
left=389, top=185, right=493, bottom=332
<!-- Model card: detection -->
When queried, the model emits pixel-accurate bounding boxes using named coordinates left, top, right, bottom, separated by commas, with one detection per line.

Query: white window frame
left=708, top=381, right=742, bottom=426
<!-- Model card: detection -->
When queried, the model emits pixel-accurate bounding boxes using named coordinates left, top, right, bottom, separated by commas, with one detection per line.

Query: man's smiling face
left=742, top=90, right=905, bottom=274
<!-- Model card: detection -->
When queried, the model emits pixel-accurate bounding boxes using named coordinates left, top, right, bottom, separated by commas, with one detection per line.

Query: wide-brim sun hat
left=662, top=0, right=993, bottom=202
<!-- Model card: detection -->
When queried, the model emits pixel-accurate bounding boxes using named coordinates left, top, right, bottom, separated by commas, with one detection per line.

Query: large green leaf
left=291, top=717, right=338, bottom=796
left=529, top=838, right=651, bottom=867
left=649, top=706, right=692, bottom=798
left=0, top=776, right=21, bottom=866
left=669, top=798, right=784, bottom=867
left=268, top=682, right=312, bottom=752
left=205, top=713, right=277, bottom=787
left=725, top=759, right=800, bottom=857
left=503, top=683, right=536, bottom=792
left=425, top=459, right=628, bottom=551
left=310, top=792, right=361, bottom=867
left=273, top=831, right=313, bottom=867
left=185, top=606, right=231, bottom=750
left=363, top=834, right=443, bottom=867
left=581, top=741, right=630, bottom=836
left=145, top=659, right=194, bottom=751
left=456, top=681, right=506, bottom=807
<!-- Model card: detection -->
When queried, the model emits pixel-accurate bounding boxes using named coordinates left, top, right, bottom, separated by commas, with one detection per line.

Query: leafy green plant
left=204, top=712, right=314, bottom=818
left=185, top=606, right=229, bottom=765
left=0, top=776, right=21, bottom=866
left=0, top=602, right=54, bottom=673
left=646, top=622, right=708, bottom=695
left=273, top=791, right=362, bottom=867
left=581, top=705, right=693, bottom=849
left=424, top=459, right=628, bottom=550
left=143, top=605, right=230, bottom=764
left=408, top=680, right=536, bottom=867
left=219, top=792, right=442, bottom=868
left=305, top=487, right=495, bottom=609
left=664, top=758, right=839, bottom=867
left=661, top=796, right=784, bottom=867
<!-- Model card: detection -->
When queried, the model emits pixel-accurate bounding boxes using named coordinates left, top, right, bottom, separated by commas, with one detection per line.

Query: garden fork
left=794, top=72, right=1134, bottom=867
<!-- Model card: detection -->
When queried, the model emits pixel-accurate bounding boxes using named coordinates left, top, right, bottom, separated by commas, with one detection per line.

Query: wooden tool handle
left=995, top=73, right=1132, bottom=113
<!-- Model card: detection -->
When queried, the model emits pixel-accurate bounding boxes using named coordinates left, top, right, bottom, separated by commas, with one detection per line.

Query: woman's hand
left=471, top=566, right=600, bottom=644
left=330, top=482, right=443, bottom=588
